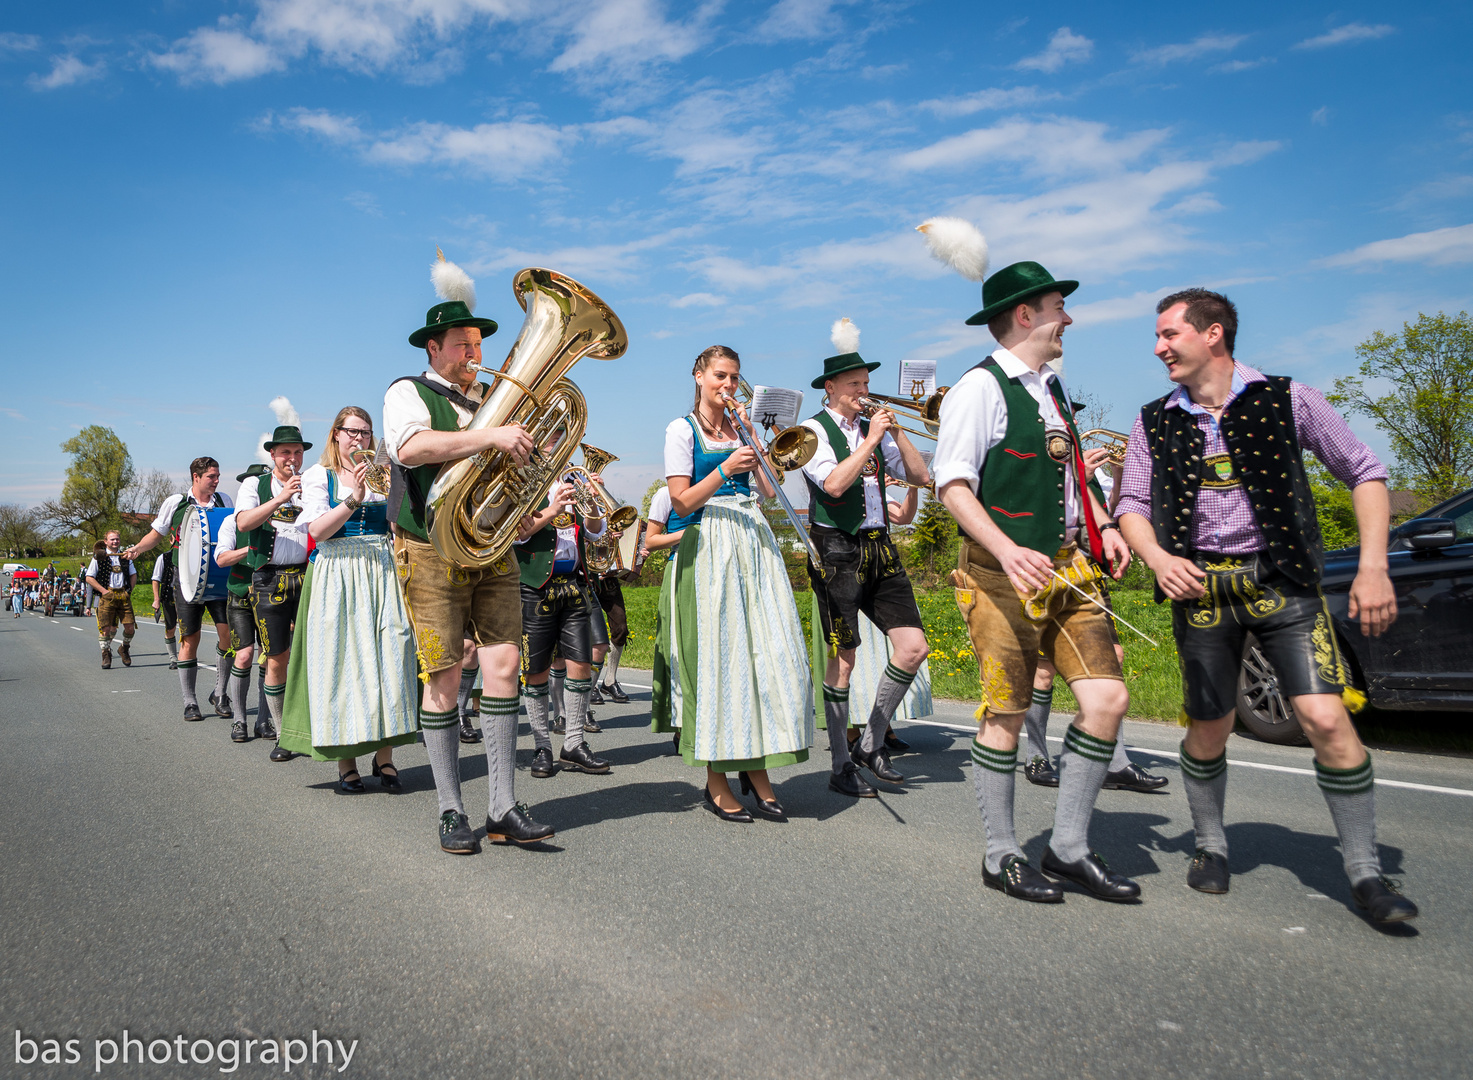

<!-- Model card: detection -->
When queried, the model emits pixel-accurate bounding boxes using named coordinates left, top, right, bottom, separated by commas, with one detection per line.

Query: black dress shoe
left=828, top=763, right=878, bottom=799
left=372, top=759, right=401, bottom=791
left=337, top=769, right=365, bottom=793
left=737, top=772, right=787, bottom=820
left=440, top=811, right=481, bottom=855
left=1186, top=849, right=1230, bottom=894
left=671, top=731, right=682, bottom=753
left=209, top=691, right=233, bottom=719
left=183, top=703, right=203, bottom=722
left=582, top=712, right=601, bottom=734
left=230, top=720, right=248, bottom=743
left=268, top=743, right=293, bottom=763
left=602, top=681, right=630, bottom=704
left=983, top=855, right=1065, bottom=903
left=550, top=714, right=566, bottom=735
left=255, top=718, right=278, bottom=740
left=883, top=729, right=910, bottom=754
left=560, top=742, right=611, bottom=774
left=530, top=746, right=559, bottom=778
left=459, top=715, right=482, bottom=744
left=485, top=803, right=555, bottom=845
left=1042, top=847, right=1141, bottom=902
left=589, top=684, right=605, bottom=706
left=702, top=788, right=753, bottom=823
left=1104, top=762, right=1169, bottom=792
left=1023, top=756, right=1059, bottom=787
left=1351, top=876, right=1419, bottom=924
left=852, top=744, right=905, bottom=785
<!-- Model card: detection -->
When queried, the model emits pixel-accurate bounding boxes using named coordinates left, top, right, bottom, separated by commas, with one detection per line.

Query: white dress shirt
left=234, top=472, right=310, bottom=565
left=648, top=486, right=672, bottom=527
left=663, top=416, right=739, bottom=479
left=150, top=490, right=233, bottom=535
left=931, top=348, right=1080, bottom=529
left=383, top=370, right=486, bottom=465
left=799, top=406, right=907, bottom=529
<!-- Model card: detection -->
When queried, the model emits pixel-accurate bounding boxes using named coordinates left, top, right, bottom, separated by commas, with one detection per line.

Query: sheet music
left=898, top=360, right=936, bottom=400
left=748, top=385, right=804, bottom=431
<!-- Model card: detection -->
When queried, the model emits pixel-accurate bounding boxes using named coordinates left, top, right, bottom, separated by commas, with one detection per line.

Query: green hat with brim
left=235, top=463, right=270, bottom=483
left=408, top=300, right=498, bottom=350
left=263, top=426, right=312, bottom=452
left=812, top=352, right=881, bottom=390
left=966, top=261, right=1078, bottom=326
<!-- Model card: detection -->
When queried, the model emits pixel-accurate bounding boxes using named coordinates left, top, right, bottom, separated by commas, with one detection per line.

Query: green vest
left=392, top=380, right=486, bottom=541
left=243, top=472, right=280, bottom=570
left=974, top=359, right=1089, bottom=556
left=515, top=496, right=588, bottom=588
left=805, top=411, right=888, bottom=533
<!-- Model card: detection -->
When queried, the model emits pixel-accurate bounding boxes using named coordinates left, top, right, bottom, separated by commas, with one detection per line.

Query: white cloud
left=670, top=292, right=726, bottom=307
left=150, top=22, right=284, bottom=84
left=0, top=32, right=41, bottom=52
left=27, top=54, right=105, bottom=90
left=544, top=0, right=718, bottom=78
left=1293, top=23, right=1395, bottom=50
left=1015, top=27, right=1092, bottom=74
left=917, top=86, right=1060, bottom=118
left=253, top=0, right=518, bottom=70
left=271, top=106, right=364, bottom=142
left=1320, top=223, right=1473, bottom=268
left=365, top=120, right=574, bottom=180
left=1310, top=106, right=1330, bottom=126
left=1212, top=57, right=1271, bottom=73
left=1067, top=288, right=1171, bottom=327
left=895, top=117, right=1169, bottom=177
left=471, top=226, right=702, bottom=281
left=754, top=0, right=852, bottom=42
left=1132, top=33, right=1246, bottom=65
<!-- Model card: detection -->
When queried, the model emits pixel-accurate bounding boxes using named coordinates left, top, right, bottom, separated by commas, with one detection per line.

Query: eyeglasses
left=338, top=427, right=373, bottom=439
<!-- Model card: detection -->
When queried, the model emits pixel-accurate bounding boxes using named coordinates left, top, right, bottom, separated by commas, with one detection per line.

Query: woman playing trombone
left=651, top=345, right=814, bottom=822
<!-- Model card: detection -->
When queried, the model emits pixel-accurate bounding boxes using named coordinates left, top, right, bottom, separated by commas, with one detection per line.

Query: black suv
left=1236, top=488, right=1473, bottom=743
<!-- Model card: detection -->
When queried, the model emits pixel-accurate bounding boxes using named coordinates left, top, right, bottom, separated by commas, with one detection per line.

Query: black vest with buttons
left=1138, top=374, right=1322, bottom=596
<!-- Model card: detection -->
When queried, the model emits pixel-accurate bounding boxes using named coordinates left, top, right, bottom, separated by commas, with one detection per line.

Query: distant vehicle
left=2, top=563, right=25, bottom=575
left=1237, top=488, right=1473, bottom=743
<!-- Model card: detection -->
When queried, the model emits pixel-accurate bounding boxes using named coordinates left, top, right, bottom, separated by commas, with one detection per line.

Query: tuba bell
left=425, top=268, right=627, bottom=569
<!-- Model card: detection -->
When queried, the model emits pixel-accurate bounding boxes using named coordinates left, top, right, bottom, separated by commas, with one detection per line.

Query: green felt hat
left=263, top=426, right=312, bottom=452
left=812, top=353, right=881, bottom=389
left=408, top=300, right=498, bottom=350
left=235, top=463, right=270, bottom=483
left=966, top=261, right=1078, bottom=326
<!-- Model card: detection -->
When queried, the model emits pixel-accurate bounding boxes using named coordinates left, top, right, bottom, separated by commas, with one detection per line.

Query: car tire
left=1235, top=634, right=1311, bottom=746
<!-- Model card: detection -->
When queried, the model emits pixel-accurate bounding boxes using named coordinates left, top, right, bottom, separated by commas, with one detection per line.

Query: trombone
left=735, top=377, right=820, bottom=483
left=720, top=391, right=822, bottom=567
left=856, top=387, right=950, bottom=442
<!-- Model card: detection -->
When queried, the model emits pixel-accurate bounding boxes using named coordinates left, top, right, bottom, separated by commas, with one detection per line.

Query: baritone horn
left=350, top=440, right=392, bottom=496
left=425, top=268, right=627, bottom=569
left=1079, top=429, right=1130, bottom=467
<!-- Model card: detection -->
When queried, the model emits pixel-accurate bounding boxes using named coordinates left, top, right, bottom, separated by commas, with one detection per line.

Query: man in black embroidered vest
left=382, top=253, right=550, bottom=856
left=126, top=457, right=235, bottom=721
left=800, top=318, right=931, bottom=799
left=1116, top=289, right=1416, bottom=924
left=234, top=423, right=311, bottom=763
left=86, top=530, right=136, bottom=669
left=933, top=260, right=1137, bottom=905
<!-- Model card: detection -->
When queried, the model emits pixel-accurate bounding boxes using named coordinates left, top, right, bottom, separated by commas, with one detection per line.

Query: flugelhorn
left=857, top=387, right=950, bottom=441
left=1079, top=429, right=1129, bottom=467
left=350, top=440, right=391, bottom=496
left=425, top=268, right=627, bottom=569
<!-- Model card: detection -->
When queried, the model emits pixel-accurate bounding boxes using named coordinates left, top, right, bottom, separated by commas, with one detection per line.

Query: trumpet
left=733, top=376, right=819, bottom=482
left=1078, top=428, right=1130, bottom=468
left=857, top=387, right=950, bottom=441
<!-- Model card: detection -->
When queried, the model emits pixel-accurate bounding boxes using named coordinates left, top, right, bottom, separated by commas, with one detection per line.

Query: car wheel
left=1235, top=634, right=1310, bottom=745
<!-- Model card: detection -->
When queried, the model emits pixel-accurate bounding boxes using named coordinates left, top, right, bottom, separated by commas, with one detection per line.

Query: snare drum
left=177, top=505, right=234, bottom=604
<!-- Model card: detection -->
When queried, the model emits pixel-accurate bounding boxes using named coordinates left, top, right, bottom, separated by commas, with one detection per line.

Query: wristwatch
left=1098, top=520, right=1121, bottom=533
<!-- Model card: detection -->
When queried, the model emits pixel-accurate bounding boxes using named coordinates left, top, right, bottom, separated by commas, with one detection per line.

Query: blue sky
left=2, top=1, right=1470, bottom=508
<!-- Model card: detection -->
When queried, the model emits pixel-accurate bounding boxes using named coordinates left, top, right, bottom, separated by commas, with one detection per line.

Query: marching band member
left=595, top=558, right=632, bottom=703
left=275, top=407, right=421, bottom=792
left=150, top=552, right=178, bottom=668
left=126, top=457, right=234, bottom=722
left=929, top=245, right=1137, bottom=904
left=383, top=254, right=552, bottom=855
left=1115, top=289, right=1416, bottom=923
left=218, top=465, right=270, bottom=741
left=515, top=478, right=611, bottom=779
left=652, top=345, right=813, bottom=823
left=86, top=530, right=136, bottom=669
left=234, top=406, right=312, bottom=763
left=800, top=320, right=931, bottom=798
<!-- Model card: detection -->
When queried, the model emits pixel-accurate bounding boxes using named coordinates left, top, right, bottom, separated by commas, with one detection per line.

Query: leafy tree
left=0, top=504, right=42, bottom=556
left=124, top=467, right=176, bottom=517
left=1306, top=460, right=1359, bottom=551
left=41, top=426, right=134, bottom=543
left=909, top=494, right=955, bottom=581
left=1329, top=311, right=1473, bottom=506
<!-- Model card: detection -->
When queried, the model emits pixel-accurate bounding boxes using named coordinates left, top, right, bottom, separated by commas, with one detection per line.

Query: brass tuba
left=425, top=268, right=627, bottom=569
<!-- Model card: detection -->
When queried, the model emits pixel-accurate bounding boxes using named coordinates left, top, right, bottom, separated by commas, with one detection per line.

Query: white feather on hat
left=915, top=217, right=989, bottom=282
left=431, top=247, right=477, bottom=311
left=268, top=396, right=300, bottom=428
left=255, top=435, right=273, bottom=466
left=830, top=317, right=860, bottom=355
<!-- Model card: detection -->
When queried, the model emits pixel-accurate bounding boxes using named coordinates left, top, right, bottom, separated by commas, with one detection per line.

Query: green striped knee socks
left=823, top=684, right=851, bottom=773
left=482, top=695, right=521, bottom=820
left=971, top=739, right=1023, bottom=875
left=523, top=682, right=552, bottom=752
left=1180, top=743, right=1229, bottom=857
left=564, top=676, right=592, bottom=749
left=860, top=662, right=916, bottom=754
left=420, top=706, right=463, bottom=814
left=1023, top=685, right=1053, bottom=763
left=1316, top=755, right=1380, bottom=883
left=1050, top=725, right=1116, bottom=862
left=177, top=658, right=199, bottom=707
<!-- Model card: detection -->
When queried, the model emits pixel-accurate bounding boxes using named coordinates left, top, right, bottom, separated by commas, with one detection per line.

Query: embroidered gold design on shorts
left=979, top=654, right=1009, bottom=712
left=447, top=565, right=471, bottom=587
left=416, top=624, right=448, bottom=678
left=1311, top=609, right=1348, bottom=686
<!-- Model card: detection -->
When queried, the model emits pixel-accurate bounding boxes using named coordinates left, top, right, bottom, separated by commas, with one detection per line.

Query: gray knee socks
left=549, top=667, right=566, bottom=720
left=262, top=682, right=285, bottom=731
left=1109, top=734, right=1132, bottom=772
left=971, top=739, right=1023, bottom=874
left=860, top=662, right=915, bottom=753
left=1180, top=743, right=1229, bottom=857
left=1050, top=725, right=1115, bottom=862
left=230, top=664, right=251, bottom=720
left=177, top=659, right=199, bottom=707
left=1316, top=755, right=1380, bottom=883
left=483, top=695, right=520, bottom=820
left=164, top=636, right=178, bottom=660
left=421, top=707, right=463, bottom=814
left=564, top=676, right=590, bottom=750
left=457, top=667, right=477, bottom=721
left=1023, top=685, right=1052, bottom=762
left=823, top=684, right=851, bottom=774
left=213, top=647, right=231, bottom=702
left=605, top=644, right=622, bottom=685
left=523, top=683, right=551, bottom=752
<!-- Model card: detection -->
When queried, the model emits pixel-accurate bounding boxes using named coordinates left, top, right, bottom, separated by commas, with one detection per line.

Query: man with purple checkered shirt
left=1116, top=289, right=1417, bottom=925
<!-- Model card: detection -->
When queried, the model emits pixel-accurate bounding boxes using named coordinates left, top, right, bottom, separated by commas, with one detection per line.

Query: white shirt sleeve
left=663, top=418, right=696, bottom=479
left=235, top=477, right=262, bottom=514
left=298, top=465, right=332, bottom=526
left=152, top=556, right=166, bottom=582
left=879, top=431, right=906, bottom=479
left=384, top=378, right=434, bottom=466
left=932, top=365, right=1006, bottom=494
left=799, top=418, right=836, bottom=486
left=86, top=559, right=100, bottom=580
left=648, top=486, right=671, bottom=525
left=217, top=513, right=239, bottom=552
left=150, top=493, right=183, bottom=534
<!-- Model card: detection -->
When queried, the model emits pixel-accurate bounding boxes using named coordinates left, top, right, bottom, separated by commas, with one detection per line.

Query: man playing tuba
left=383, top=254, right=553, bottom=856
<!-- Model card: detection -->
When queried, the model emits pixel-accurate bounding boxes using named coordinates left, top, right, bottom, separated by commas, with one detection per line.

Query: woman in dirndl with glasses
left=651, top=345, right=813, bottom=823
left=277, top=406, right=420, bottom=792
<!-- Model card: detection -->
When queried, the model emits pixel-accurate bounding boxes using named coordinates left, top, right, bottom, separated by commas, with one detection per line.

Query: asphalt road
left=4, top=609, right=1472, bottom=1079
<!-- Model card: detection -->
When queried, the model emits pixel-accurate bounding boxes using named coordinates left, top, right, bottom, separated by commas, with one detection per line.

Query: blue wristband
left=716, top=464, right=728, bottom=484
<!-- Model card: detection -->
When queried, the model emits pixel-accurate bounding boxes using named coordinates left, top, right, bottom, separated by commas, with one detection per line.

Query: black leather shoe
left=672, top=731, right=682, bottom=753
left=209, top=691, right=233, bottom=719
left=983, top=855, right=1065, bottom=903
left=883, top=729, right=910, bottom=754
left=1023, top=756, right=1059, bottom=787
left=703, top=788, right=753, bottom=822
left=230, top=720, right=248, bottom=743
left=1105, top=762, right=1169, bottom=792
left=372, top=759, right=401, bottom=791
left=440, top=811, right=481, bottom=854
left=1351, top=876, right=1419, bottom=924
left=550, top=714, right=566, bottom=735
left=183, top=703, right=203, bottom=722
left=255, top=718, right=278, bottom=740
left=1042, top=847, right=1141, bottom=902
left=852, top=744, right=905, bottom=785
left=1186, top=849, right=1230, bottom=894
left=486, top=803, right=555, bottom=845
left=589, top=684, right=605, bottom=706
left=530, top=746, right=559, bottom=778
left=828, top=763, right=878, bottom=799
left=737, top=772, right=787, bottom=820
left=459, top=715, right=482, bottom=744
left=338, top=769, right=365, bottom=793
left=560, top=742, right=611, bottom=774
left=582, top=712, right=601, bottom=734
left=602, top=681, right=630, bottom=704
left=268, top=743, right=293, bottom=763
